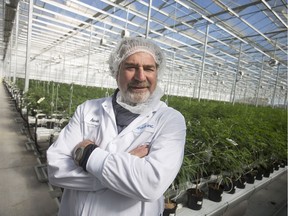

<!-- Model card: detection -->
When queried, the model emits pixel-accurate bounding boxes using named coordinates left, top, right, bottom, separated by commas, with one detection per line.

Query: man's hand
left=129, top=144, right=149, bottom=158
left=75, top=139, right=95, bottom=149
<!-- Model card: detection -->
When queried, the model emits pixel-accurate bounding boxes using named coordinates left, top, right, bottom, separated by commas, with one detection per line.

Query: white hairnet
left=108, top=37, right=166, bottom=79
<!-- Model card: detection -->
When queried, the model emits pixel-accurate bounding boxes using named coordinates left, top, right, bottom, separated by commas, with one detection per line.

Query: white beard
left=123, top=90, right=150, bottom=104
left=116, top=86, right=164, bottom=114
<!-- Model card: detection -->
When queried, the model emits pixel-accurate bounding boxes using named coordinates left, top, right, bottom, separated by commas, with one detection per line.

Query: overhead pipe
left=261, top=0, right=288, bottom=29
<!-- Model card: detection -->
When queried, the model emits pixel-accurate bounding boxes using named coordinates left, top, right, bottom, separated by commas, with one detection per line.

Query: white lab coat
left=47, top=96, right=186, bottom=216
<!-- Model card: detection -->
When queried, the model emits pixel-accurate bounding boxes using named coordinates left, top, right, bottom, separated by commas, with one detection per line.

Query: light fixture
left=100, top=38, right=107, bottom=45
left=268, top=59, right=279, bottom=67
left=121, top=30, right=130, bottom=38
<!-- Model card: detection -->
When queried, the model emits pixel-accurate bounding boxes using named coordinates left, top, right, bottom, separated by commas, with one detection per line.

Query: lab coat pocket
left=132, top=123, right=156, bottom=147
left=83, top=115, right=101, bottom=142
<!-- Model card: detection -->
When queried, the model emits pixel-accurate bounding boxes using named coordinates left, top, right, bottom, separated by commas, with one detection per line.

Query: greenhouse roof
left=0, top=0, right=287, bottom=105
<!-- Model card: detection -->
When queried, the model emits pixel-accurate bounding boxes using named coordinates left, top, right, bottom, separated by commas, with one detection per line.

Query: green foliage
left=19, top=79, right=114, bottom=117
left=15, top=80, right=287, bottom=188
left=167, top=95, right=287, bottom=187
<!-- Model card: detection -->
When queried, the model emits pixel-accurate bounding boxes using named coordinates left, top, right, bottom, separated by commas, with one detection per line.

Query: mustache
left=128, top=81, right=150, bottom=88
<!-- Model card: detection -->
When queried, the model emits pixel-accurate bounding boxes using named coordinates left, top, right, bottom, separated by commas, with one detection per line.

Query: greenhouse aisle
left=244, top=170, right=287, bottom=216
left=0, top=82, right=58, bottom=216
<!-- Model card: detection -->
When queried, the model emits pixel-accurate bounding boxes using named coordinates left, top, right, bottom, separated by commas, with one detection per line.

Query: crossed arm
left=75, top=139, right=149, bottom=160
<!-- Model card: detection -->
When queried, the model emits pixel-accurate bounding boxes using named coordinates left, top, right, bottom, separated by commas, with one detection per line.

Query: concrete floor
left=0, top=82, right=58, bottom=216
left=244, top=171, right=287, bottom=216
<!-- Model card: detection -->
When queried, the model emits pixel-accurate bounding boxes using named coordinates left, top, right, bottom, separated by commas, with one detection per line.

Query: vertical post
left=177, top=67, right=182, bottom=96
left=168, top=51, right=176, bottom=99
left=215, top=66, right=220, bottom=101
left=62, top=41, right=67, bottom=83
left=198, top=23, right=209, bottom=102
left=55, top=84, right=59, bottom=112
left=284, top=89, right=287, bottom=109
left=69, top=83, right=74, bottom=116
left=24, top=0, right=33, bottom=93
left=13, top=3, right=19, bottom=84
left=271, top=64, right=280, bottom=108
left=51, top=82, right=55, bottom=114
left=9, top=34, right=12, bottom=82
left=231, top=42, right=242, bottom=105
left=255, top=55, right=264, bottom=107
left=145, top=0, right=152, bottom=38
left=85, top=22, right=93, bottom=86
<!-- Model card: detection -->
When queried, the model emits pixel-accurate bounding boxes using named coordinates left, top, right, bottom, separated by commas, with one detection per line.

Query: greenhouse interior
left=0, top=0, right=287, bottom=216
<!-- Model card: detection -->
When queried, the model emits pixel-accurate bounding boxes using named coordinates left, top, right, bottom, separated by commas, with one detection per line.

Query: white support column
left=24, top=0, right=33, bottom=93
left=85, top=22, right=93, bottom=86
left=13, top=3, right=19, bottom=84
left=145, top=0, right=152, bottom=38
left=255, top=55, right=264, bottom=107
left=271, top=64, right=280, bottom=108
left=197, top=24, right=209, bottom=102
left=231, top=42, right=242, bottom=105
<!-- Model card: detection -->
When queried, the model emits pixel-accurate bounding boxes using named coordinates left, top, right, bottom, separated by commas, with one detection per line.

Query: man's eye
left=145, top=68, right=155, bottom=72
left=126, top=66, right=135, bottom=70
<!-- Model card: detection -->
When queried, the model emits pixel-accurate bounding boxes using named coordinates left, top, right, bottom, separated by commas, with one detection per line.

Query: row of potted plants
left=163, top=95, right=287, bottom=214
left=164, top=160, right=286, bottom=215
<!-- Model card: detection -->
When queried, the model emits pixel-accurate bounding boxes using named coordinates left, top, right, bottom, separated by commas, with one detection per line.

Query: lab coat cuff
left=86, top=148, right=109, bottom=181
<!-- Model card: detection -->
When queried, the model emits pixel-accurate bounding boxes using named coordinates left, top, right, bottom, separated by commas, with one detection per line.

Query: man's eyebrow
left=124, top=62, right=156, bottom=68
left=124, top=62, right=137, bottom=66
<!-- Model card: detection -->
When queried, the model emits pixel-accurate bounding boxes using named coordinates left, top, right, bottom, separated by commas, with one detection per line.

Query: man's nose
left=134, top=67, right=146, bottom=81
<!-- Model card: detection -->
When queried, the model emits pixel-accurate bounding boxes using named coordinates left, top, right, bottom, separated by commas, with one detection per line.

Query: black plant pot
left=245, top=173, right=255, bottom=184
left=274, top=162, right=280, bottom=170
left=263, top=168, right=270, bottom=178
left=208, top=183, right=223, bottom=202
left=163, top=201, right=177, bottom=216
left=269, top=165, right=274, bottom=173
left=223, top=181, right=236, bottom=194
left=235, top=177, right=246, bottom=189
left=256, top=169, right=263, bottom=180
left=186, top=188, right=204, bottom=210
left=280, top=160, right=286, bottom=168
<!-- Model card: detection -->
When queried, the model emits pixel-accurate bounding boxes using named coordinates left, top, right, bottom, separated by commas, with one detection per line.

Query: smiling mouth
left=131, top=86, right=147, bottom=89
left=129, top=86, right=148, bottom=92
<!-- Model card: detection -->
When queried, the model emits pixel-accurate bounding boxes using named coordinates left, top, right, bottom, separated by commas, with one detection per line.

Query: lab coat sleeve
left=86, top=108, right=186, bottom=201
left=47, top=104, right=106, bottom=192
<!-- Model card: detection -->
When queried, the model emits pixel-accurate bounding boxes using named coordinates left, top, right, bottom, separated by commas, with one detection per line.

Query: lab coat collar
left=101, top=97, right=115, bottom=119
left=100, top=96, right=167, bottom=137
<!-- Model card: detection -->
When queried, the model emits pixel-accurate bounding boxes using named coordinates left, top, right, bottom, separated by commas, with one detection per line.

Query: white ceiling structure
left=0, top=0, right=287, bottom=106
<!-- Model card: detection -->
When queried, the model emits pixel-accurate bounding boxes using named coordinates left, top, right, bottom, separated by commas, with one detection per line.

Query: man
left=47, top=37, right=186, bottom=216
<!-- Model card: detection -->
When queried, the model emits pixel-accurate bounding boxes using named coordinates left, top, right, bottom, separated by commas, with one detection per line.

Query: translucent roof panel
left=0, top=0, right=287, bottom=106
